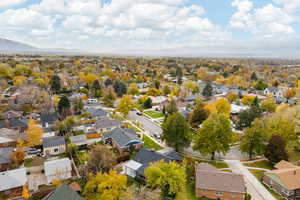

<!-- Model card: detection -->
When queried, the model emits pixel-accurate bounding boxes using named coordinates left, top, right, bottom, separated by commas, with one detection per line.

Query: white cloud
left=273, top=0, right=300, bottom=12
left=230, top=0, right=297, bottom=37
left=0, top=0, right=26, bottom=9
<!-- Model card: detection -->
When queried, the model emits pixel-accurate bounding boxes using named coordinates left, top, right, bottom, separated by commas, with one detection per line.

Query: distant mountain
left=0, top=38, right=38, bottom=53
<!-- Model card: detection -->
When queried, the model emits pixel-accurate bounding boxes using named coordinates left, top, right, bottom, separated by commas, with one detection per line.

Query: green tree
left=162, top=113, right=191, bottom=151
left=50, top=75, right=61, bottom=94
left=240, top=119, right=269, bottom=159
left=113, top=81, right=127, bottom=97
left=193, top=113, right=233, bottom=160
left=251, top=72, right=258, bottom=80
left=58, top=95, right=71, bottom=118
left=143, top=98, right=152, bottom=109
left=236, top=106, right=262, bottom=130
left=189, top=103, right=208, bottom=128
left=102, top=86, right=117, bottom=106
left=145, top=161, right=186, bottom=198
left=265, top=135, right=289, bottom=164
left=73, top=98, right=84, bottom=115
left=202, top=83, right=213, bottom=97
left=83, top=170, right=127, bottom=200
left=166, top=99, right=178, bottom=116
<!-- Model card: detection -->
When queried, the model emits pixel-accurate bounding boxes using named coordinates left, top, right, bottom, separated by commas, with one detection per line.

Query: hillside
left=0, top=38, right=38, bottom=53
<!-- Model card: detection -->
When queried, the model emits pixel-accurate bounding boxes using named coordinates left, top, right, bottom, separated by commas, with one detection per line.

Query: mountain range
left=0, top=38, right=39, bottom=53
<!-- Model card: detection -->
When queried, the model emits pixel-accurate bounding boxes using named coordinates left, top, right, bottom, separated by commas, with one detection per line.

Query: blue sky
left=0, top=0, right=299, bottom=57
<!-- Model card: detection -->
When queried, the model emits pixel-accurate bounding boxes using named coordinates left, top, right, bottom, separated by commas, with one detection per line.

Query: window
left=216, top=191, right=223, bottom=197
left=54, top=148, right=59, bottom=152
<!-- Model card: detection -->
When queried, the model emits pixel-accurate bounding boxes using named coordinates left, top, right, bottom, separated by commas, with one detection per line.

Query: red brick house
left=195, top=163, right=246, bottom=200
left=263, top=160, right=300, bottom=200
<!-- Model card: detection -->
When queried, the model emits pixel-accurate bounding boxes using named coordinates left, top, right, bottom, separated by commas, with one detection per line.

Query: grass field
left=144, top=110, right=165, bottom=119
left=244, top=160, right=274, bottom=170
left=142, top=134, right=163, bottom=150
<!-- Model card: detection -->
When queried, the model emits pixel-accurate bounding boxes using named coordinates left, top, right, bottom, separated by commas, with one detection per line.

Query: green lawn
left=142, top=134, right=163, bottom=150
left=249, top=169, right=285, bottom=200
left=124, top=122, right=141, bottom=132
left=244, top=160, right=274, bottom=170
left=144, top=110, right=165, bottom=119
left=288, top=150, right=300, bottom=163
left=24, top=158, right=45, bottom=167
left=200, top=160, right=229, bottom=169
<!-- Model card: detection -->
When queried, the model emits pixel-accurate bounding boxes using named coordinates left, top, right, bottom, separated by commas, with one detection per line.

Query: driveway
left=128, top=111, right=162, bottom=136
left=225, top=160, right=276, bottom=200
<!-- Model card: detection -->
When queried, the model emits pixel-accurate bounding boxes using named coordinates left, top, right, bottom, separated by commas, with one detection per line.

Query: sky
left=0, top=0, right=300, bottom=57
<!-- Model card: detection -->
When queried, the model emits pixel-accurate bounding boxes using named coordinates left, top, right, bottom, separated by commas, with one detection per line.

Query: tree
left=87, top=145, right=117, bottom=174
left=202, top=83, right=213, bottom=97
left=116, top=95, right=135, bottom=116
left=166, top=99, right=178, bottom=116
left=183, top=81, right=199, bottom=94
left=113, top=81, right=127, bottom=97
left=265, top=135, right=289, bottom=164
left=104, top=78, right=113, bottom=87
left=241, top=95, right=256, bottom=106
left=145, top=161, right=186, bottom=198
left=254, top=80, right=268, bottom=90
left=226, top=93, right=239, bottom=103
left=92, top=80, right=102, bottom=97
left=56, top=116, right=76, bottom=136
left=250, top=72, right=257, bottom=80
left=22, top=185, right=31, bottom=199
left=147, top=88, right=161, bottom=96
left=285, top=89, right=296, bottom=99
left=10, top=149, right=25, bottom=166
left=143, top=97, right=152, bottom=109
left=102, top=86, right=117, bottom=106
left=73, top=98, right=84, bottom=115
left=193, top=113, right=233, bottom=160
left=50, top=75, right=61, bottom=94
left=215, top=98, right=231, bottom=116
left=189, top=104, right=209, bottom=128
left=162, top=113, right=191, bottom=151
left=83, top=170, right=127, bottom=200
left=261, top=97, right=276, bottom=112
left=162, top=84, right=171, bottom=95
left=240, top=119, right=269, bottom=159
left=27, top=119, right=44, bottom=147
left=236, top=106, right=262, bottom=130
left=128, top=83, right=139, bottom=95
left=58, top=95, right=71, bottom=118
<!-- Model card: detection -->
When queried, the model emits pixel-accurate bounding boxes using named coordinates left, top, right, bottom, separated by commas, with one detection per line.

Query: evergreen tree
left=50, top=75, right=61, bottom=94
left=58, top=95, right=71, bottom=118
left=143, top=98, right=152, bottom=109
left=113, top=81, right=127, bottom=97
left=251, top=72, right=258, bottom=80
left=202, top=83, right=213, bottom=97
left=265, top=135, right=289, bottom=164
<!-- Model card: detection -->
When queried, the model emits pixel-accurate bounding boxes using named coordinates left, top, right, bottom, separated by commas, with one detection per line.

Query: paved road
left=129, top=111, right=162, bottom=136
left=225, top=160, right=276, bottom=200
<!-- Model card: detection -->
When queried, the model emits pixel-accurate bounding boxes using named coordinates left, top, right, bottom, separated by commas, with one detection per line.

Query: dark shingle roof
left=86, top=108, right=108, bottom=118
left=102, top=128, right=142, bottom=148
left=0, top=147, right=14, bottom=165
left=40, top=112, right=58, bottom=127
left=8, top=118, right=28, bottom=128
left=95, top=117, right=122, bottom=129
left=43, top=184, right=84, bottom=200
left=43, top=136, right=65, bottom=148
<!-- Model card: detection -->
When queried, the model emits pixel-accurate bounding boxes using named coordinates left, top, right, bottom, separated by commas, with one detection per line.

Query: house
left=263, top=160, right=300, bottom=199
left=95, top=117, right=122, bottom=132
left=264, top=87, right=284, bottom=98
left=0, top=110, right=22, bottom=120
left=230, top=104, right=249, bottom=115
left=43, top=136, right=66, bottom=156
left=44, top=158, right=72, bottom=184
left=0, top=168, right=27, bottom=199
left=0, top=128, right=26, bottom=148
left=69, top=134, right=88, bottom=147
left=102, top=128, right=143, bottom=153
left=0, top=147, right=14, bottom=171
left=86, top=108, right=108, bottom=119
left=43, top=184, right=84, bottom=200
left=149, top=96, right=167, bottom=105
left=40, top=112, right=59, bottom=129
left=123, top=148, right=181, bottom=179
left=4, top=118, right=28, bottom=132
left=195, top=163, right=246, bottom=200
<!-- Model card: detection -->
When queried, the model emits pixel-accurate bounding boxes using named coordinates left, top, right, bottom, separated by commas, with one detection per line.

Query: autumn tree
left=240, top=119, right=269, bottom=159
left=241, top=95, right=256, bottom=106
left=236, top=106, right=262, bottom=130
left=265, top=135, right=289, bottom=164
left=226, top=93, right=239, bottom=103
left=87, top=145, right=117, bottom=174
left=128, top=83, right=140, bottom=96
left=22, top=185, right=31, bottom=200
left=10, top=149, right=25, bottom=166
left=73, top=98, right=84, bottom=115
left=116, top=95, right=135, bottom=116
left=27, top=119, right=44, bottom=147
left=285, top=89, right=296, bottom=99
left=215, top=98, right=231, bottom=116
left=189, top=103, right=209, bottom=128
left=162, top=113, right=191, bottom=151
left=147, top=88, right=161, bottom=96
left=145, top=161, right=186, bottom=198
left=261, top=97, right=276, bottom=112
left=83, top=170, right=127, bottom=200
left=102, top=86, right=117, bottom=106
left=193, top=113, right=233, bottom=160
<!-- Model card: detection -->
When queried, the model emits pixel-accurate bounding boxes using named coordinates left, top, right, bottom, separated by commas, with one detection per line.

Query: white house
left=0, top=168, right=27, bottom=198
left=264, top=87, right=284, bottom=98
left=44, top=158, right=72, bottom=184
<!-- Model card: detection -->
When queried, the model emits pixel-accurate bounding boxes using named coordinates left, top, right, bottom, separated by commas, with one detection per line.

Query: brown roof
left=274, top=160, right=297, bottom=170
left=195, top=163, right=246, bottom=194
left=265, top=161, right=300, bottom=190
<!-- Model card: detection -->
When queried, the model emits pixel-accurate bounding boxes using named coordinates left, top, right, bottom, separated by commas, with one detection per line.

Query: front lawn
left=24, top=157, right=45, bottom=167
left=144, top=110, right=165, bottom=119
left=124, top=122, right=141, bottom=132
left=200, top=160, right=229, bottom=169
left=142, top=134, right=163, bottom=150
left=244, top=160, right=274, bottom=170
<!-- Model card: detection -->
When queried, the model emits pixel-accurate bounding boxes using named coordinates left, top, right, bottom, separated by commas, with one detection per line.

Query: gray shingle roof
left=40, top=112, right=58, bottom=127
left=102, top=128, right=141, bottom=148
left=0, top=147, right=14, bottom=165
left=86, top=108, right=108, bottom=118
left=8, top=118, right=28, bottom=128
left=43, top=184, right=84, bottom=200
left=43, top=136, right=65, bottom=148
left=95, top=117, right=122, bottom=129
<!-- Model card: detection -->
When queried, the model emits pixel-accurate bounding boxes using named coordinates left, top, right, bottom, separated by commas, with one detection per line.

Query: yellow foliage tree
left=226, top=93, right=239, bottom=103
left=276, top=103, right=289, bottom=113
left=22, top=185, right=31, bottom=199
left=83, top=170, right=127, bottom=200
left=13, top=76, right=27, bottom=86
left=116, top=95, right=135, bottom=116
left=241, top=95, right=256, bottom=106
left=27, top=119, right=44, bottom=147
left=215, top=98, right=231, bottom=116
left=52, top=179, right=62, bottom=187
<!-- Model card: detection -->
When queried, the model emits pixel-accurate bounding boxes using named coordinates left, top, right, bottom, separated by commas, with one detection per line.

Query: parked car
left=136, top=112, right=142, bottom=116
left=27, top=148, right=41, bottom=155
